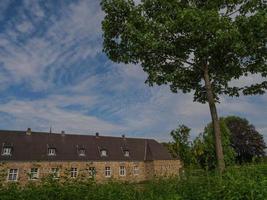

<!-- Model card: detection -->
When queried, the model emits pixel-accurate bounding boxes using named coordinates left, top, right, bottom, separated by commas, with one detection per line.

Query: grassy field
left=0, top=164, right=266, bottom=200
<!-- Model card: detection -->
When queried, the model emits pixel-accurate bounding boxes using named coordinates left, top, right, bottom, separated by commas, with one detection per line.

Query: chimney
left=95, top=132, right=99, bottom=138
left=61, top=130, right=65, bottom=136
left=122, top=134, right=126, bottom=140
left=26, top=128, right=31, bottom=136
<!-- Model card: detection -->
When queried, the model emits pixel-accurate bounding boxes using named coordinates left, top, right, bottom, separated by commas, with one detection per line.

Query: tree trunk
left=203, top=65, right=225, bottom=173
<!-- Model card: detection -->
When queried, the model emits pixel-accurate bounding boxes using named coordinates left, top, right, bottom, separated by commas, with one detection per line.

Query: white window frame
left=119, top=166, right=126, bottom=176
left=100, top=150, right=107, bottom=157
left=50, top=168, right=60, bottom=179
left=48, top=148, right=56, bottom=156
left=29, top=168, right=39, bottom=180
left=133, top=166, right=139, bottom=176
left=124, top=150, right=130, bottom=157
left=7, top=169, right=18, bottom=181
left=105, top=167, right=111, bottom=178
left=2, top=147, right=12, bottom=156
left=70, top=168, right=78, bottom=178
left=78, top=149, right=86, bottom=156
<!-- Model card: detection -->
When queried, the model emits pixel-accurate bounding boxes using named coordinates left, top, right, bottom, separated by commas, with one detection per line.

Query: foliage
left=0, top=164, right=266, bottom=200
left=224, top=116, right=266, bottom=163
left=101, top=0, right=267, bottom=172
left=193, top=119, right=236, bottom=169
left=101, top=0, right=266, bottom=102
left=192, top=116, right=266, bottom=168
left=168, top=125, right=194, bottom=166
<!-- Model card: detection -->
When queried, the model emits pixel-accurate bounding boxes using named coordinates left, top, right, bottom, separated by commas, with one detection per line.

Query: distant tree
left=192, top=133, right=206, bottom=168
left=193, top=120, right=236, bottom=169
left=161, top=142, right=173, bottom=154
left=224, top=116, right=266, bottom=163
left=101, top=0, right=267, bottom=172
left=169, top=125, right=193, bottom=166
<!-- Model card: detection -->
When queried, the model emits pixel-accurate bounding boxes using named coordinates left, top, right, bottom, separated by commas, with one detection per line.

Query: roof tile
left=0, top=130, right=174, bottom=161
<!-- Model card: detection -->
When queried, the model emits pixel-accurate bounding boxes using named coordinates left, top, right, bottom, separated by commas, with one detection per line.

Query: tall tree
left=101, top=0, right=266, bottom=172
left=241, top=3, right=267, bottom=96
left=192, top=119, right=236, bottom=169
left=169, top=125, right=193, bottom=166
left=224, top=116, right=266, bottom=163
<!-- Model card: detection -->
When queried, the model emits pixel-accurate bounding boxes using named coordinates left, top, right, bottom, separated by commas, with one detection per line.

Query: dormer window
left=124, top=150, right=130, bottom=157
left=48, top=148, right=56, bottom=156
left=78, top=148, right=86, bottom=156
left=2, top=147, right=12, bottom=156
left=100, top=149, right=107, bottom=157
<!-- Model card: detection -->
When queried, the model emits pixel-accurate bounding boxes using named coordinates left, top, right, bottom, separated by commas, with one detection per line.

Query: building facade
left=0, top=129, right=181, bottom=183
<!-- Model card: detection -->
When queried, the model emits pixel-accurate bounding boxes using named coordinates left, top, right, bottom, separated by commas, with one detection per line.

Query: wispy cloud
left=0, top=95, right=125, bottom=134
left=0, top=0, right=10, bottom=21
left=0, top=0, right=103, bottom=91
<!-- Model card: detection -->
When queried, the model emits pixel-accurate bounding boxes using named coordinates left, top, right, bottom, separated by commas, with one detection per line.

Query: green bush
left=0, top=164, right=266, bottom=200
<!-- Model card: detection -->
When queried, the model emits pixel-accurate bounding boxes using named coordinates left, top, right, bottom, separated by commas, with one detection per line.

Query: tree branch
left=226, top=8, right=241, bottom=17
left=163, top=55, right=204, bottom=71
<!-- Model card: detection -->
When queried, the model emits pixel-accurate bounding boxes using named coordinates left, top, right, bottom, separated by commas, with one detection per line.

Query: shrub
left=0, top=164, right=266, bottom=200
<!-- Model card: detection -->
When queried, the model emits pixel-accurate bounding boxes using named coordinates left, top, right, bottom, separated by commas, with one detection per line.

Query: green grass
left=0, top=164, right=266, bottom=200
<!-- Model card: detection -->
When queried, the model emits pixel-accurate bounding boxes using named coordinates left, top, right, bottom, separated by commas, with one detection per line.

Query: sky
left=0, top=0, right=266, bottom=143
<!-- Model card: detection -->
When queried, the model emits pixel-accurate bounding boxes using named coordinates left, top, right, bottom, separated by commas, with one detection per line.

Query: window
left=88, top=167, right=96, bottom=178
left=124, top=150, right=130, bottom=157
left=70, top=168, right=78, bottom=178
left=48, top=148, right=56, bottom=156
left=78, top=149, right=86, bottom=156
left=2, top=147, right=12, bottom=156
left=29, top=168, right=39, bottom=180
left=100, top=149, right=107, bottom=157
left=105, top=167, right=111, bottom=177
left=7, top=169, right=18, bottom=181
left=133, top=166, right=139, bottom=176
left=119, top=166, right=126, bottom=176
left=50, top=168, right=60, bottom=179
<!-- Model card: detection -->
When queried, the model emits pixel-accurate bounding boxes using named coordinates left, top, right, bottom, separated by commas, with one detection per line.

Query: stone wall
left=153, top=160, right=182, bottom=177
left=0, top=159, right=181, bottom=184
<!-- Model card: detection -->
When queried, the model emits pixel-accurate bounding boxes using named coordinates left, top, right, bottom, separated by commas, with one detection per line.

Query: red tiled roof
left=0, top=130, right=174, bottom=162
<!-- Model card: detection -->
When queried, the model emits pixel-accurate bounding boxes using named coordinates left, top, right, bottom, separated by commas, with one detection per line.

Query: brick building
left=0, top=129, right=181, bottom=183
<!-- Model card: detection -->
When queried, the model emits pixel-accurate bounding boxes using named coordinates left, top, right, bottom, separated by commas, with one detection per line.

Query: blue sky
left=0, top=0, right=266, bottom=143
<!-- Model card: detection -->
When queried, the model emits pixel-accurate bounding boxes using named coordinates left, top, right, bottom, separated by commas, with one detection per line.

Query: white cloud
left=230, top=73, right=266, bottom=88
left=23, top=0, right=45, bottom=19
left=133, top=0, right=142, bottom=5
left=16, top=21, right=34, bottom=33
left=0, top=95, right=125, bottom=134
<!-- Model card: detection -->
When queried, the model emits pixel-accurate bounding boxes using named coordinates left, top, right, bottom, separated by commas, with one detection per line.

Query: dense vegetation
left=166, top=116, right=266, bottom=169
left=224, top=116, right=266, bottom=163
left=0, top=164, right=266, bottom=200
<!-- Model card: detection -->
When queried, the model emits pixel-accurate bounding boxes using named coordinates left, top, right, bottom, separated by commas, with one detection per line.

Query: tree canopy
left=224, top=116, right=266, bottom=163
left=169, top=125, right=193, bottom=166
left=192, top=119, right=236, bottom=169
left=101, top=0, right=266, bottom=101
left=101, top=0, right=267, bottom=172
left=193, top=116, right=266, bottom=168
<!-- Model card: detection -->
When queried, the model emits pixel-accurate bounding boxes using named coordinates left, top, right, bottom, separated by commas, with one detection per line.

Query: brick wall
left=0, top=160, right=181, bottom=184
